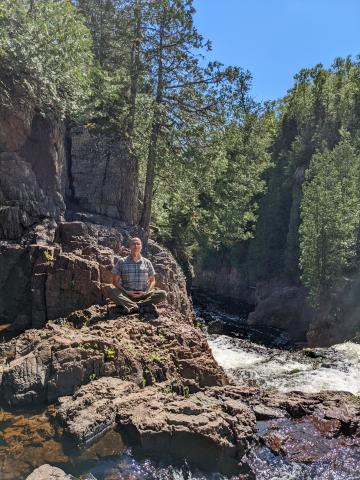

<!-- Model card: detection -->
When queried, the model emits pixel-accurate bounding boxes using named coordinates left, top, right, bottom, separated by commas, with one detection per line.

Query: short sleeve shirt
left=112, top=255, right=156, bottom=292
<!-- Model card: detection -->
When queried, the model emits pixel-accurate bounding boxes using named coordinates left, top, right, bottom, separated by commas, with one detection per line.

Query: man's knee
left=152, top=289, right=167, bottom=303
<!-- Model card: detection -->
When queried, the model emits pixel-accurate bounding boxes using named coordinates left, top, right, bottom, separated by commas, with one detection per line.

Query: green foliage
left=0, top=0, right=93, bottom=117
left=182, top=385, right=190, bottom=398
left=152, top=109, right=274, bottom=259
left=247, top=56, right=360, bottom=292
left=78, top=342, right=100, bottom=353
left=104, top=345, right=116, bottom=360
left=42, top=250, right=54, bottom=263
left=149, top=351, right=162, bottom=363
left=299, top=135, right=360, bottom=305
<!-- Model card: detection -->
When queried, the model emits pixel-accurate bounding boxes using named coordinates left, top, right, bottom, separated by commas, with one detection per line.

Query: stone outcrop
left=193, top=260, right=252, bottom=304
left=57, top=378, right=255, bottom=476
left=0, top=305, right=225, bottom=407
left=0, top=110, right=66, bottom=240
left=248, top=280, right=313, bottom=343
left=306, top=275, right=360, bottom=347
left=0, top=107, right=139, bottom=328
left=0, top=109, right=139, bottom=242
left=0, top=219, right=193, bottom=329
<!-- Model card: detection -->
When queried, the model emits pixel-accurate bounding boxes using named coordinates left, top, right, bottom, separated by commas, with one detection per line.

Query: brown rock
left=25, top=464, right=75, bottom=480
left=248, top=280, right=313, bottom=343
left=57, top=378, right=256, bottom=475
left=0, top=307, right=226, bottom=406
left=70, top=126, right=138, bottom=224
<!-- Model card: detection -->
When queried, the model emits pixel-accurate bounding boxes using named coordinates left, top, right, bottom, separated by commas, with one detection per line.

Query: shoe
left=139, top=304, right=159, bottom=319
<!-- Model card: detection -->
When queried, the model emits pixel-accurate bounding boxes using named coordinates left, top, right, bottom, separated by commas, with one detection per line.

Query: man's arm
left=146, top=275, right=156, bottom=293
left=112, top=274, right=122, bottom=289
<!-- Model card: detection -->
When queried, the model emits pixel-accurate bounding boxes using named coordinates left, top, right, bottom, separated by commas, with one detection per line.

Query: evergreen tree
left=138, top=0, right=252, bottom=234
left=299, top=135, right=360, bottom=305
left=0, top=0, right=93, bottom=117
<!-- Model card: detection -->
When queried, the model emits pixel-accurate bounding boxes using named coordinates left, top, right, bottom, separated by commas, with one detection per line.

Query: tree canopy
left=0, top=0, right=93, bottom=117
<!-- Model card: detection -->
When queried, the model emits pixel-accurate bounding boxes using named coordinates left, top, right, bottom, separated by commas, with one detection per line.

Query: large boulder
left=0, top=305, right=225, bottom=407
left=57, top=378, right=256, bottom=476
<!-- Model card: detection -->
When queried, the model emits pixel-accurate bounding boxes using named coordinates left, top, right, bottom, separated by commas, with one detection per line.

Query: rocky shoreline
left=1, top=295, right=359, bottom=478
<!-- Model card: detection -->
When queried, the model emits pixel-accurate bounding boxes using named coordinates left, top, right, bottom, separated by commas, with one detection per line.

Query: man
left=106, top=237, right=166, bottom=318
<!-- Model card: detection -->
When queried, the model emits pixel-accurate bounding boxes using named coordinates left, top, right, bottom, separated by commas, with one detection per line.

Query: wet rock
left=260, top=416, right=360, bottom=465
left=207, top=319, right=225, bottom=334
left=204, top=386, right=360, bottom=440
left=25, top=464, right=76, bottom=479
left=0, top=405, right=124, bottom=480
left=252, top=405, right=285, bottom=420
left=57, top=378, right=256, bottom=476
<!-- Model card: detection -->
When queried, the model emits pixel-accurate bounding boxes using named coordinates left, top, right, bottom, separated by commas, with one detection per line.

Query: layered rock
left=0, top=219, right=193, bottom=329
left=0, top=110, right=66, bottom=240
left=0, top=305, right=225, bottom=407
left=56, top=378, right=255, bottom=476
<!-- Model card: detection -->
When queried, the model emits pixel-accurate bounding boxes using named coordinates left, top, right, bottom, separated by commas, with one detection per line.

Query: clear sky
left=193, top=0, right=360, bottom=102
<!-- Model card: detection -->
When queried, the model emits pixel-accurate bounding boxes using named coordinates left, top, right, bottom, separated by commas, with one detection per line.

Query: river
left=1, top=296, right=359, bottom=480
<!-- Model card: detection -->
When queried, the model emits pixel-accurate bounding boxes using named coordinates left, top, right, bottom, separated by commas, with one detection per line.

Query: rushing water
left=1, top=298, right=360, bottom=480
left=208, top=335, right=360, bottom=394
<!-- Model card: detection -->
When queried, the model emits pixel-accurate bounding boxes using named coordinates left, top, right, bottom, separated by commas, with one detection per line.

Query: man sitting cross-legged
left=105, top=237, right=167, bottom=318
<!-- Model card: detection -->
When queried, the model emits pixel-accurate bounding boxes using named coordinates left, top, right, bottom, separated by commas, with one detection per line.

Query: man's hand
left=128, top=291, right=145, bottom=298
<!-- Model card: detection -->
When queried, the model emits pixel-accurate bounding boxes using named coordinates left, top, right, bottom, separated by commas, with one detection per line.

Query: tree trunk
left=139, top=17, right=165, bottom=234
left=126, top=0, right=142, bottom=140
left=139, top=109, right=162, bottom=232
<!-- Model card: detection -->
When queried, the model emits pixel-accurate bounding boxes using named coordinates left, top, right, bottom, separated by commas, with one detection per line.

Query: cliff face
left=0, top=109, right=189, bottom=330
left=0, top=109, right=66, bottom=240
left=69, top=126, right=138, bottom=224
left=194, top=259, right=360, bottom=347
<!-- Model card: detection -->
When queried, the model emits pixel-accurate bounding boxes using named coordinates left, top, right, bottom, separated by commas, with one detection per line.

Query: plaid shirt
left=112, top=255, right=156, bottom=291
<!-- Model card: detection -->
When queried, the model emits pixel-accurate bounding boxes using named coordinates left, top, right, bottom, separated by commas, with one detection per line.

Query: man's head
left=129, top=237, right=142, bottom=257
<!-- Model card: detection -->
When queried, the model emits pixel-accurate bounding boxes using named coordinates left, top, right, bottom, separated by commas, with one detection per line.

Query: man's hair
left=129, top=237, right=142, bottom=246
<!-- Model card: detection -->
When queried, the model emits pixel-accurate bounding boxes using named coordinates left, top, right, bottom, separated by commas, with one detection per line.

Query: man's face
left=130, top=238, right=142, bottom=256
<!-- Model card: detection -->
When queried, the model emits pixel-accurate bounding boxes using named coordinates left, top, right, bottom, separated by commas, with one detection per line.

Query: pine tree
left=299, top=135, right=360, bottom=305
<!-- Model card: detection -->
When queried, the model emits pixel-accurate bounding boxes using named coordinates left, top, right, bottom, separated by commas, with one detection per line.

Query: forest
left=2, top=0, right=360, bottom=312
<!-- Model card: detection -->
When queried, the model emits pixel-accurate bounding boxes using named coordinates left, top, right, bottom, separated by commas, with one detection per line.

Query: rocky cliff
left=0, top=108, right=142, bottom=329
left=194, top=260, right=360, bottom=347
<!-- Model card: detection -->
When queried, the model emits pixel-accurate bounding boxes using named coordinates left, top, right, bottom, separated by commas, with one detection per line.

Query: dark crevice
left=65, top=124, right=76, bottom=207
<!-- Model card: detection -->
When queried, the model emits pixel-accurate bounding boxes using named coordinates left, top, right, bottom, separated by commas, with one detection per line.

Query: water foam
left=208, top=335, right=360, bottom=394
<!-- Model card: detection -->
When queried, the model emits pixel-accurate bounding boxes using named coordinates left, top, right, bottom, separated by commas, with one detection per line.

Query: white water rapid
left=208, top=335, right=360, bottom=395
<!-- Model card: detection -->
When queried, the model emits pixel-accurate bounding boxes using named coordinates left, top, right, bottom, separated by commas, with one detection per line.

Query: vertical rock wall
left=0, top=110, right=66, bottom=240
left=69, top=126, right=138, bottom=225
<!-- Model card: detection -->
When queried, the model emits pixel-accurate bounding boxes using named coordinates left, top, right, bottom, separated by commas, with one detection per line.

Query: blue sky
left=193, top=0, right=360, bottom=102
